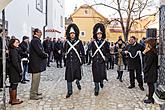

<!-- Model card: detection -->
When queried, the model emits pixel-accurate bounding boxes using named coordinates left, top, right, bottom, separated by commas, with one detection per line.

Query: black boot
left=94, top=83, right=99, bottom=96
left=117, top=71, right=120, bottom=79
left=128, top=85, right=135, bottom=89
left=66, top=93, right=72, bottom=98
left=66, top=82, right=73, bottom=98
left=124, top=65, right=127, bottom=70
left=76, top=80, right=81, bottom=90
left=100, top=81, right=104, bottom=88
left=144, top=98, right=154, bottom=104
left=119, top=71, right=123, bottom=82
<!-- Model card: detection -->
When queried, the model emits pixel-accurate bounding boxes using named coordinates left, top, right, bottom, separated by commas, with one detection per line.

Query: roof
left=0, top=0, right=13, bottom=12
left=45, top=29, right=61, bottom=33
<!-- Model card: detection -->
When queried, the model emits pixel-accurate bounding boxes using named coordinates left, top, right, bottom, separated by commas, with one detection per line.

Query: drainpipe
left=43, top=0, right=48, bottom=40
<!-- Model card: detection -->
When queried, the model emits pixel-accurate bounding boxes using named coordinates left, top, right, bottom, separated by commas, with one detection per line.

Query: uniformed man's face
left=118, top=40, right=122, bottom=44
left=70, top=32, right=75, bottom=40
left=97, top=33, right=102, bottom=40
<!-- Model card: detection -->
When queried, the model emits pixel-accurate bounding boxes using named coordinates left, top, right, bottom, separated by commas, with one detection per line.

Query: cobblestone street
left=0, top=62, right=160, bottom=110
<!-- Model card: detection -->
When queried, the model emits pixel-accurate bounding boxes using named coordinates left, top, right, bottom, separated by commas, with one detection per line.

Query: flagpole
left=2, top=9, right=6, bottom=110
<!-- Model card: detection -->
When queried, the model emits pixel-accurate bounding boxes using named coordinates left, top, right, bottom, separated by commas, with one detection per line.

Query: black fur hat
left=93, top=23, right=106, bottom=40
left=66, top=23, right=80, bottom=40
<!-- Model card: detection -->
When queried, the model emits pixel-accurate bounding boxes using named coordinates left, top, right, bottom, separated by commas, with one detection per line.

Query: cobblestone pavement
left=0, top=62, right=160, bottom=110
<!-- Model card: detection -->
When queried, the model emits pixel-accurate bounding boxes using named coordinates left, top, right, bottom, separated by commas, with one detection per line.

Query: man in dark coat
left=91, top=23, right=110, bottom=96
left=64, top=23, right=85, bottom=98
left=125, top=36, right=145, bottom=91
left=19, top=36, right=30, bottom=84
left=54, top=38, right=63, bottom=68
left=43, top=37, right=52, bottom=67
left=28, top=28, right=48, bottom=100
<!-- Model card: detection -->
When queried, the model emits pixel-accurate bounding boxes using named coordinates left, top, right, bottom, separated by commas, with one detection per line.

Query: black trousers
left=109, top=57, right=114, bottom=69
left=147, top=83, right=154, bottom=99
left=129, top=69, right=143, bottom=87
left=56, top=57, right=62, bottom=67
left=88, top=56, right=92, bottom=64
left=46, top=52, right=51, bottom=66
left=85, top=54, right=88, bottom=63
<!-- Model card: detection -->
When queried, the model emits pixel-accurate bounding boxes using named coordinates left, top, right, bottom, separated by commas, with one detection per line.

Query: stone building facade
left=158, top=2, right=165, bottom=110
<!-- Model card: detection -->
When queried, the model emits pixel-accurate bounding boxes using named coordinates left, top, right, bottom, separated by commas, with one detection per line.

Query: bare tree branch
left=90, top=0, right=157, bottom=41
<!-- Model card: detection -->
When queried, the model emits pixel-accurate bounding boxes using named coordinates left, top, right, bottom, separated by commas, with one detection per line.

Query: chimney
left=74, top=4, right=77, bottom=11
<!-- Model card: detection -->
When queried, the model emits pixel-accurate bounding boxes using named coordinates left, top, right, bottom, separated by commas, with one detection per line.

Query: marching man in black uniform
left=91, top=23, right=109, bottom=96
left=64, top=23, right=85, bottom=98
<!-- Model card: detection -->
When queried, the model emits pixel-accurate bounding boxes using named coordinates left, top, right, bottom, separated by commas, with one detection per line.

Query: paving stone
left=0, top=63, right=161, bottom=110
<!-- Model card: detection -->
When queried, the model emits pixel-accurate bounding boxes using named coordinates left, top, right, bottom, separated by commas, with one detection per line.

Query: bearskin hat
left=93, top=23, right=106, bottom=40
left=66, top=23, right=80, bottom=40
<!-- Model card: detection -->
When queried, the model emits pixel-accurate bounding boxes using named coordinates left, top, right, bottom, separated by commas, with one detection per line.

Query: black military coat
left=64, top=39, right=85, bottom=82
left=91, top=39, right=109, bottom=82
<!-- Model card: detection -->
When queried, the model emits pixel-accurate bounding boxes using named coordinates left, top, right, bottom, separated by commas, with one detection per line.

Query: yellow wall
left=73, top=18, right=108, bottom=41
left=71, top=5, right=111, bottom=42
left=108, top=31, right=146, bottom=43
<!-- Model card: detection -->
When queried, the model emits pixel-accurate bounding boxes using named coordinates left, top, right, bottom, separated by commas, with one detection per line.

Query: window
left=84, top=10, right=89, bottom=15
left=0, top=19, right=8, bottom=29
left=81, top=31, right=85, bottom=37
left=36, top=0, right=43, bottom=13
left=57, top=0, right=60, bottom=3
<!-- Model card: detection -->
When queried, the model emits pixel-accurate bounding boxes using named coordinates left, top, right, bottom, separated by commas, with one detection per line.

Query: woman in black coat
left=91, top=23, right=109, bottom=96
left=64, top=23, right=85, bottom=98
left=8, top=38, right=23, bottom=105
left=143, top=37, right=158, bottom=104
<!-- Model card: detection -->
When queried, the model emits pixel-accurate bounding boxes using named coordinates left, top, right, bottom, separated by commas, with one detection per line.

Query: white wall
left=46, top=0, right=65, bottom=39
left=0, top=0, right=65, bottom=40
left=0, top=0, right=45, bottom=40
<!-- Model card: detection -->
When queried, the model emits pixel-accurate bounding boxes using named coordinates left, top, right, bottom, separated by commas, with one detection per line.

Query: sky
left=65, top=0, right=159, bottom=18
left=64, top=0, right=113, bottom=18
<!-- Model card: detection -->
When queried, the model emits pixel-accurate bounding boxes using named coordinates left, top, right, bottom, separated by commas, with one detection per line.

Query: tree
left=91, top=0, right=158, bottom=41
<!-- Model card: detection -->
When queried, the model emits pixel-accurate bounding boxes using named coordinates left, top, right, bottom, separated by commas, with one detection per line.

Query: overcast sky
left=65, top=0, right=159, bottom=18
left=64, top=0, right=113, bottom=18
